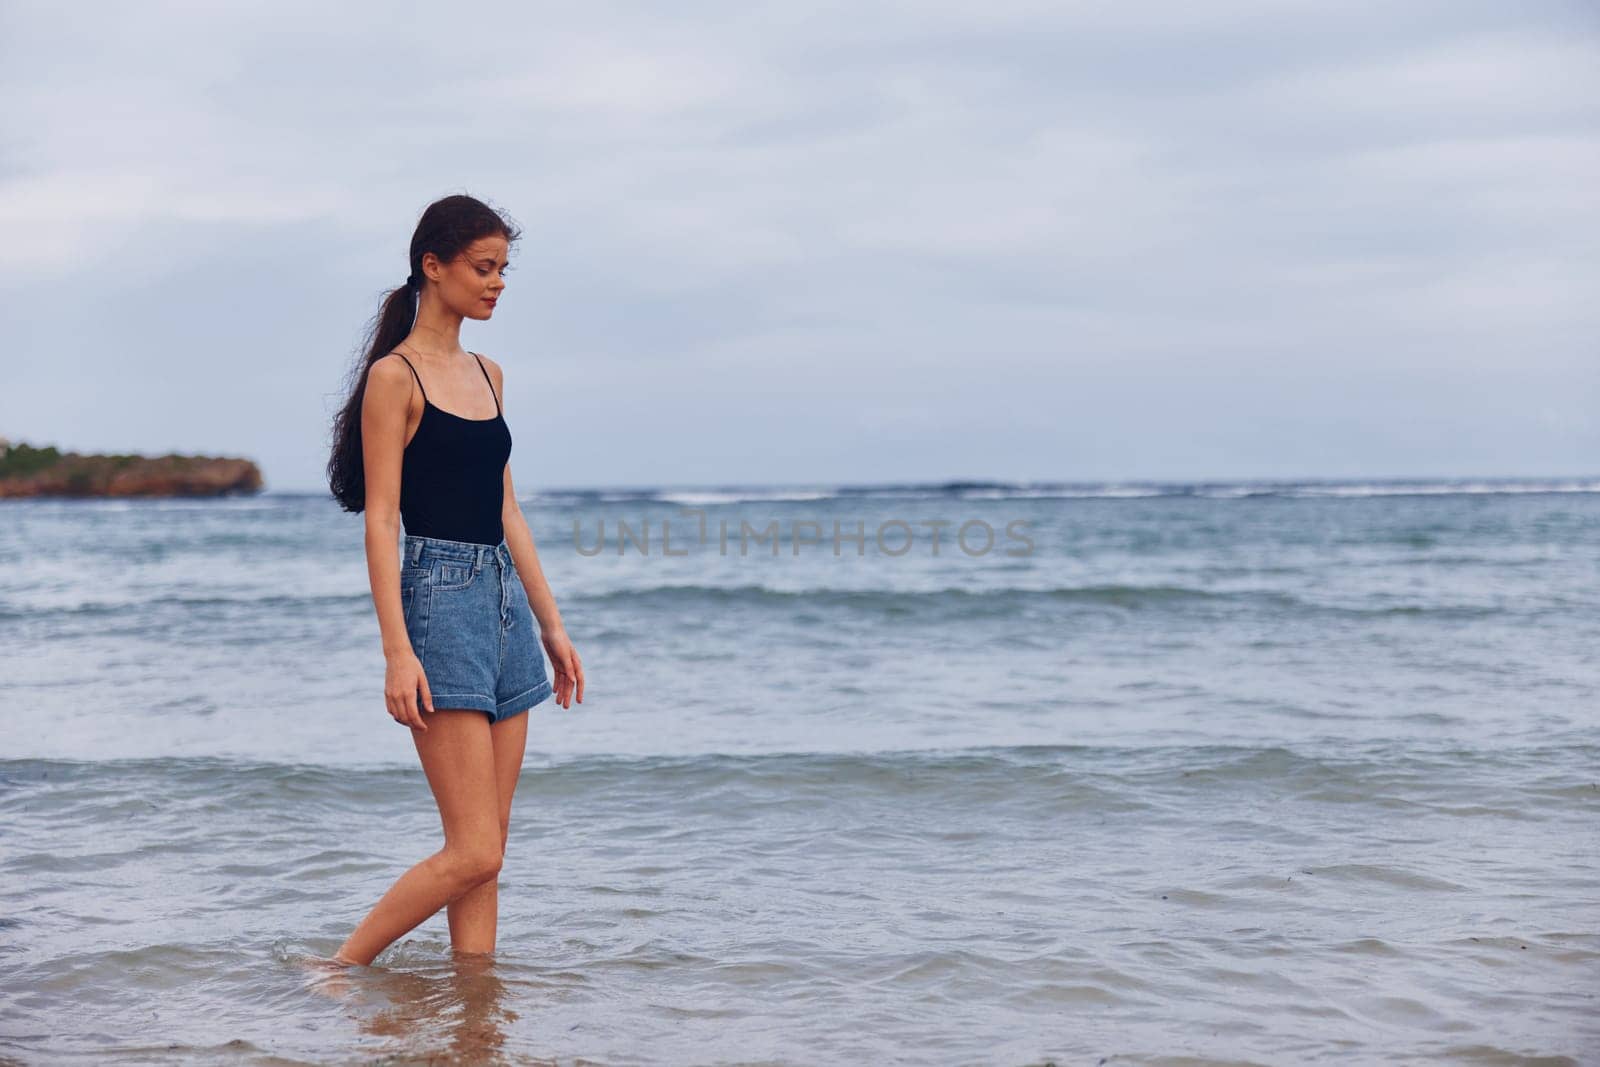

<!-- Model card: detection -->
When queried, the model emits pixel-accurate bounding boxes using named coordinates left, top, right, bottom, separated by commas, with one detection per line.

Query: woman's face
left=425, top=236, right=510, bottom=320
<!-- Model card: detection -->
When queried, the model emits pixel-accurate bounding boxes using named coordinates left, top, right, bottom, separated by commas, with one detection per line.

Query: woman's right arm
left=361, top=356, right=434, bottom=730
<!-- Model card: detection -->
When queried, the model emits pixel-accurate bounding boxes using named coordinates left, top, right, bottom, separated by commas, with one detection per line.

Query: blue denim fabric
left=399, top=533, right=553, bottom=723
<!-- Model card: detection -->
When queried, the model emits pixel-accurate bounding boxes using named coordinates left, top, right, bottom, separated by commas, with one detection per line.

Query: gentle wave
left=566, top=582, right=1518, bottom=619
left=11, top=479, right=1598, bottom=512
left=6, top=741, right=1594, bottom=793
left=0, top=582, right=1537, bottom=623
left=511, top=477, right=1600, bottom=504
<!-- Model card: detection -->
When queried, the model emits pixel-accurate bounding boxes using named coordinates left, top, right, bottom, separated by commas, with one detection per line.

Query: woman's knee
left=441, top=844, right=503, bottom=887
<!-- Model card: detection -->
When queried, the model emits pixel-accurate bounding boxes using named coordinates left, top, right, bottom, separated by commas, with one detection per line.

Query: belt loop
left=409, top=540, right=422, bottom=565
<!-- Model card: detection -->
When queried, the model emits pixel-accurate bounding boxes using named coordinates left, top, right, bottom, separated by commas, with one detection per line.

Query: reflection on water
left=300, top=947, right=530, bottom=1066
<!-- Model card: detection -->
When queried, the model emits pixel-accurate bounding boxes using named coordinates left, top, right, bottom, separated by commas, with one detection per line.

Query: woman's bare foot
left=296, top=954, right=357, bottom=1001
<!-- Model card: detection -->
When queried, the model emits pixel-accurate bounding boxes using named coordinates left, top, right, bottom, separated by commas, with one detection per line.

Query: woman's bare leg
left=333, top=708, right=505, bottom=966
left=445, top=709, right=530, bottom=955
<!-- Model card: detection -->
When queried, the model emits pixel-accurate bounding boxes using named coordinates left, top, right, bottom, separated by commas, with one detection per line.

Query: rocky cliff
left=0, top=441, right=264, bottom=498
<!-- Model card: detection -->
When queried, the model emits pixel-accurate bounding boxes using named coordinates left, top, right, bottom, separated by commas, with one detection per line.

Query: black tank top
left=392, top=351, right=513, bottom=546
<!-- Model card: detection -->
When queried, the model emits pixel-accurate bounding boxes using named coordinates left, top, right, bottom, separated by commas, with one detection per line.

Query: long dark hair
left=326, top=194, right=522, bottom=513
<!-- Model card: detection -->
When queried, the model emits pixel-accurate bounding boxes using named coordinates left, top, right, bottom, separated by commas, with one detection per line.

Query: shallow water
left=2, top=480, right=1596, bottom=1065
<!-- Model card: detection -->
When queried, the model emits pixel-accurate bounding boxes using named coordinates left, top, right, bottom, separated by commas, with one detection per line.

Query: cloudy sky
left=2, top=0, right=1596, bottom=491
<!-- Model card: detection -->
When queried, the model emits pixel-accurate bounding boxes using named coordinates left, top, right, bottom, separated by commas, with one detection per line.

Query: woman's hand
left=541, top=627, right=585, bottom=709
left=385, top=651, right=434, bottom=730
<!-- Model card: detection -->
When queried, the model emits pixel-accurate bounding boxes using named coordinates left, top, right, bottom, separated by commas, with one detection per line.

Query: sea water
left=1, top=479, right=1596, bottom=1065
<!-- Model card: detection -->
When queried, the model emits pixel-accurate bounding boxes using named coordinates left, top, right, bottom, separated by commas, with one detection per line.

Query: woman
left=324, top=193, right=585, bottom=966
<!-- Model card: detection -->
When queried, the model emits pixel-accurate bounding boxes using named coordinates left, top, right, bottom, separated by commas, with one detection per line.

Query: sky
left=2, top=0, right=1597, bottom=491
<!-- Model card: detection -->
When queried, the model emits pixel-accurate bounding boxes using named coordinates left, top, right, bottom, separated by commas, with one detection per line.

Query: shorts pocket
left=432, top=559, right=475, bottom=591
left=399, top=570, right=429, bottom=657
left=400, top=569, right=426, bottom=626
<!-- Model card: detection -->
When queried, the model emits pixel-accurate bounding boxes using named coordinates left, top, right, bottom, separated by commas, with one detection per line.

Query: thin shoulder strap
left=391, top=352, right=428, bottom=404
left=470, top=352, right=501, bottom=416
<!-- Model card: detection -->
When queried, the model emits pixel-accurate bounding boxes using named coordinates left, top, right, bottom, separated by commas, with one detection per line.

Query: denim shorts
left=399, top=533, right=553, bottom=723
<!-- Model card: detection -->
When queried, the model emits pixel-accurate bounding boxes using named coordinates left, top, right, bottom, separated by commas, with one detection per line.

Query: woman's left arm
left=488, top=356, right=585, bottom=708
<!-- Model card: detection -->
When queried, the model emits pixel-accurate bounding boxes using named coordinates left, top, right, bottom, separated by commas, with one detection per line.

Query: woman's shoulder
left=471, top=351, right=506, bottom=389
left=368, top=352, right=416, bottom=385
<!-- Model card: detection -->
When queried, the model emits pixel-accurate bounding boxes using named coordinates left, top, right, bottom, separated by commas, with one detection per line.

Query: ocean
left=2, top=478, right=1596, bottom=1065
